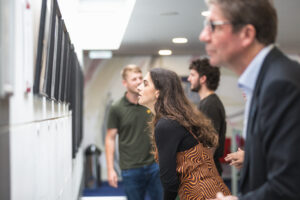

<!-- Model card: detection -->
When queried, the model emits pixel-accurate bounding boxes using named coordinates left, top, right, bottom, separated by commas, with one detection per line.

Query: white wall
left=0, top=0, right=83, bottom=199
left=9, top=99, right=74, bottom=200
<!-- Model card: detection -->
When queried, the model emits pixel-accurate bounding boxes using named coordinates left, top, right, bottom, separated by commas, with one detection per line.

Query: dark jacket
left=239, top=47, right=300, bottom=200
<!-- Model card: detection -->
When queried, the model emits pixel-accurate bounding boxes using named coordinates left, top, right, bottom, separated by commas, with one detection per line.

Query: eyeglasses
left=203, top=19, right=231, bottom=32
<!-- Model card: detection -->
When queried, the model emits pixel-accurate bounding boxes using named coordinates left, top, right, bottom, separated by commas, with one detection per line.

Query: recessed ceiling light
left=158, top=49, right=172, bottom=56
left=201, top=10, right=210, bottom=17
left=89, top=50, right=112, bottom=59
left=172, top=37, right=188, bottom=44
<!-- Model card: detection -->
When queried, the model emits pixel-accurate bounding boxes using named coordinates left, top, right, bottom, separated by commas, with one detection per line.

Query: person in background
left=137, top=67, right=231, bottom=200
left=200, top=0, right=300, bottom=199
left=188, top=58, right=227, bottom=176
left=105, top=65, right=163, bottom=200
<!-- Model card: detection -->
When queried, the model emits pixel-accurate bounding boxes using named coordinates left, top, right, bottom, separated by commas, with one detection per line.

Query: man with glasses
left=200, top=0, right=300, bottom=200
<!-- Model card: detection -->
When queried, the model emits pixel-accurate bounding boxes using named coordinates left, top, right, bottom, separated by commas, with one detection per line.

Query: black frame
left=57, top=21, right=67, bottom=102
left=33, top=0, right=53, bottom=95
left=70, top=50, right=84, bottom=158
left=42, top=0, right=56, bottom=98
left=53, top=18, right=63, bottom=100
left=65, top=44, right=73, bottom=103
left=50, top=4, right=62, bottom=100
left=59, top=31, right=70, bottom=102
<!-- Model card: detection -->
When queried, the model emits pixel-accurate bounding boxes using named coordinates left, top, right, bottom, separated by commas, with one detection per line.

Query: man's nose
left=137, top=83, right=142, bottom=91
left=199, top=27, right=210, bottom=42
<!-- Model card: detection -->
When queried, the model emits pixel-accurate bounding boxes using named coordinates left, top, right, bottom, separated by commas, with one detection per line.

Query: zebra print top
left=177, top=143, right=231, bottom=199
left=155, top=118, right=230, bottom=200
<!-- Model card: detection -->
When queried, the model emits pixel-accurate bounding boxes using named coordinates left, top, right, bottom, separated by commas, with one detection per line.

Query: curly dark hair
left=149, top=68, right=218, bottom=161
left=189, top=58, right=220, bottom=91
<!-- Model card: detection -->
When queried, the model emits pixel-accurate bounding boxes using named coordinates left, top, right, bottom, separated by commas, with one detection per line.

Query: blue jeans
left=121, top=163, right=163, bottom=200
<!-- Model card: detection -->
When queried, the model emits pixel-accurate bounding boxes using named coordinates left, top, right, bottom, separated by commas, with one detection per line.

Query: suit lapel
left=239, top=47, right=280, bottom=191
left=239, top=100, right=258, bottom=190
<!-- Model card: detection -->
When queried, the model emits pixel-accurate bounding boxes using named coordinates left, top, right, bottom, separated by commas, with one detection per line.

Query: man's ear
left=240, top=24, right=256, bottom=47
left=155, top=90, right=160, bottom=99
left=199, top=75, right=207, bottom=84
left=122, top=79, right=127, bottom=87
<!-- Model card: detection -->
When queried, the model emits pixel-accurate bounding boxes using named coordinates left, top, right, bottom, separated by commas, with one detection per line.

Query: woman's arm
left=155, top=118, right=184, bottom=200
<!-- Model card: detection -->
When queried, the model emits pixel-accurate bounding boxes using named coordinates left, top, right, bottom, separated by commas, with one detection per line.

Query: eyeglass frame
left=203, top=19, right=231, bottom=32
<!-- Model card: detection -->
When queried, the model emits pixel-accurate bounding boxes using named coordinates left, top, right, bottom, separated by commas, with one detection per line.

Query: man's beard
left=191, top=81, right=201, bottom=92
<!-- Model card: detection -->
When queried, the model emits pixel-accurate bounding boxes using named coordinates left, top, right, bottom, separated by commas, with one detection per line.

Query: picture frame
left=70, top=58, right=76, bottom=158
left=53, top=18, right=63, bottom=101
left=60, top=31, right=70, bottom=102
left=78, top=63, right=84, bottom=148
left=69, top=53, right=84, bottom=158
left=32, top=0, right=84, bottom=159
left=65, top=44, right=74, bottom=104
left=57, top=21, right=67, bottom=102
left=33, top=0, right=53, bottom=95
left=42, top=0, right=56, bottom=98
left=50, top=1, right=62, bottom=100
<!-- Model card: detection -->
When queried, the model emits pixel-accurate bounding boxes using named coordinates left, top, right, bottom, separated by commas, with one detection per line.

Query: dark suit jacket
left=239, top=47, right=300, bottom=200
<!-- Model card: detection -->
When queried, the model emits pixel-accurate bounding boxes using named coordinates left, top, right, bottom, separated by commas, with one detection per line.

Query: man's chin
left=190, top=88, right=199, bottom=93
left=208, top=57, right=221, bottom=67
left=131, top=90, right=139, bottom=95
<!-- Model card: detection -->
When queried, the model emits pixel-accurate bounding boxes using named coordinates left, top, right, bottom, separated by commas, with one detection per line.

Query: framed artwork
left=60, top=31, right=70, bottom=102
left=78, top=63, right=84, bottom=148
left=70, top=54, right=84, bottom=158
left=65, top=44, right=74, bottom=104
left=57, top=21, right=67, bottom=102
left=33, top=0, right=53, bottom=95
left=70, top=58, right=76, bottom=158
left=53, top=18, right=63, bottom=100
left=42, top=0, right=56, bottom=98
left=32, top=0, right=84, bottom=159
left=34, top=0, right=67, bottom=101
left=50, top=2, right=62, bottom=100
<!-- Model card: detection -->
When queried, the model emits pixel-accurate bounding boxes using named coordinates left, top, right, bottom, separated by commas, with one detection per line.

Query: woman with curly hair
left=137, top=68, right=230, bottom=200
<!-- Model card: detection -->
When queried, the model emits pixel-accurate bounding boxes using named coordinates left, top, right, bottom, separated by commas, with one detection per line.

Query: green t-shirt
left=107, top=95, right=155, bottom=170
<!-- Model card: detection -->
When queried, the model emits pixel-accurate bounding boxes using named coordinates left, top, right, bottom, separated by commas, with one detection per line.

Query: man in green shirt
left=105, top=65, right=162, bottom=200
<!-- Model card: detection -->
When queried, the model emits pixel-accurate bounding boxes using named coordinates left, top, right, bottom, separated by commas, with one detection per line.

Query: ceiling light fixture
left=60, top=0, right=136, bottom=50
left=89, top=50, right=113, bottom=59
left=158, top=49, right=172, bottom=56
left=172, top=37, right=188, bottom=44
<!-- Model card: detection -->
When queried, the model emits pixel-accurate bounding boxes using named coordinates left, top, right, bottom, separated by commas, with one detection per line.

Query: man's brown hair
left=206, top=0, right=277, bottom=45
left=121, top=64, right=142, bottom=80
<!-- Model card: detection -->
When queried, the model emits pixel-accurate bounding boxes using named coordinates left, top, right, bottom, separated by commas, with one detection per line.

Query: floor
left=82, top=181, right=151, bottom=200
left=81, top=164, right=233, bottom=200
left=81, top=197, right=126, bottom=200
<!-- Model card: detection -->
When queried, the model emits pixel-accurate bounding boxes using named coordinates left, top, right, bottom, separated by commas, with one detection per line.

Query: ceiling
left=112, top=0, right=300, bottom=56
